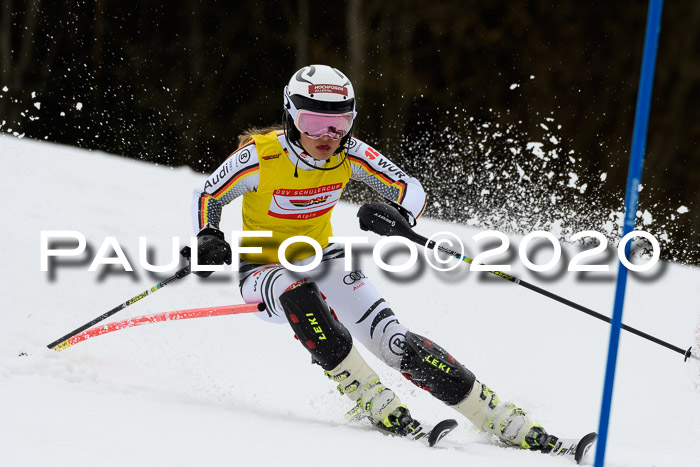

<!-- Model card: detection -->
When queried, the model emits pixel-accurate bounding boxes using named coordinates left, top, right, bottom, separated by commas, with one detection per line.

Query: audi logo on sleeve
left=343, top=270, right=366, bottom=285
left=268, top=183, right=343, bottom=220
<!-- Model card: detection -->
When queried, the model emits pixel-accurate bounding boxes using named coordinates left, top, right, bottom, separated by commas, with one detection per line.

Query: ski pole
left=47, top=265, right=191, bottom=351
left=57, top=302, right=265, bottom=350
left=357, top=202, right=700, bottom=363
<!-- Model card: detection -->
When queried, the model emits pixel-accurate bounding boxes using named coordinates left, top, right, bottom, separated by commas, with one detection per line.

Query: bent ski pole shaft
left=60, top=302, right=265, bottom=350
left=47, top=265, right=191, bottom=350
left=356, top=203, right=700, bottom=363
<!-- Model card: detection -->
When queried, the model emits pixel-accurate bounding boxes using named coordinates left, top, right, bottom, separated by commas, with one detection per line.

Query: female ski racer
left=189, top=64, right=577, bottom=454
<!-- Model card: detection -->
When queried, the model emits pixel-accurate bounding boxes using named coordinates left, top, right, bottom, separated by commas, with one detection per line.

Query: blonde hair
left=237, top=125, right=283, bottom=148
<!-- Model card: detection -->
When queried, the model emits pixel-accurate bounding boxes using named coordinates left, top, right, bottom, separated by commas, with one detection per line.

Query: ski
left=547, top=432, right=597, bottom=465
left=348, top=403, right=458, bottom=448
left=345, top=399, right=458, bottom=448
left=425, top=418, right=459, bottom=447
left=377, top=416, right=458, bottom=447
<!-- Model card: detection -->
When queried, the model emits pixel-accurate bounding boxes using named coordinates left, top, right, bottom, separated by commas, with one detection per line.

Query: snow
left=1, top=136, right=699, bottom=467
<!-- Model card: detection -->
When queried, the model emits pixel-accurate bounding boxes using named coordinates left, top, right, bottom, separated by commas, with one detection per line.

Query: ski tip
left=428, top=419, right=458, bottom=447
left=575, top=432, right=597, bottom=465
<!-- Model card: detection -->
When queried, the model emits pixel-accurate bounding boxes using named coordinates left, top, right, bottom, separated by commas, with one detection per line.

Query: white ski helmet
left=283, top=64, right=357, bottom=147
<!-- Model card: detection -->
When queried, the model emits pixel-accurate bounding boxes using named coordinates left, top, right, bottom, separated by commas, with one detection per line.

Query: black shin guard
left=279, top=281, right=352, bottom=371
left=400, top=331, right=476, bottom=405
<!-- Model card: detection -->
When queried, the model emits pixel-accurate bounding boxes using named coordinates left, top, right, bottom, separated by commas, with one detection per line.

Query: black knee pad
left=400, top=331, right=476, bottom=405
left=279, top=281, right=352, bottom=371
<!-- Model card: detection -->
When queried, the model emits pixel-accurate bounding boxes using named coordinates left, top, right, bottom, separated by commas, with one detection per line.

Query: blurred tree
left=0, top=0, right=41, bottom=121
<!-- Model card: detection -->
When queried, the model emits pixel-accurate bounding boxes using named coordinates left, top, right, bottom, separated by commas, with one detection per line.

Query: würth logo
left=365, top=147, right=379, bottom=160
left=308, top=84, right=348, bottom=96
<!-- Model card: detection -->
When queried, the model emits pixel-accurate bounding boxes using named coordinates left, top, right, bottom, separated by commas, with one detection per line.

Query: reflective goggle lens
left=295, top=110, right=354, bottom=140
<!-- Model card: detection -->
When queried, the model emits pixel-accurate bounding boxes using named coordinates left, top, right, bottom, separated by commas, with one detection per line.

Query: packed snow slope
left=1, top=136, right=699, bottom=467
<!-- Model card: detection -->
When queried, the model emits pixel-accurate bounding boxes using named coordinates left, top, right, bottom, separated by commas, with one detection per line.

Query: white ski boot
left=326, top=344, right=457, bottom=446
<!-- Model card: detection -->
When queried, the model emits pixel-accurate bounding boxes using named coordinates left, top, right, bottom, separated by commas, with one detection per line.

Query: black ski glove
left=358, top=201, right=416, bottom=232
left=357, top=202, right=418, bottom=239
left=181, top=227, right=232, bottom=277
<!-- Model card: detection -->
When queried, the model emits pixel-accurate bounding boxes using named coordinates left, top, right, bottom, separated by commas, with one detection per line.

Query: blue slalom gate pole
left=594, top=1, right=664, bottom=466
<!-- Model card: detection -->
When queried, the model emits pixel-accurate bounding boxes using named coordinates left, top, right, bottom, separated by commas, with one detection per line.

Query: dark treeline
left=1, top=0, right=698, bottom=263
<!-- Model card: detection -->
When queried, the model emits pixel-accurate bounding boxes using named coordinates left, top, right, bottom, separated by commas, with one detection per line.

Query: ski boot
left=327, top=346, right=457, bottom=447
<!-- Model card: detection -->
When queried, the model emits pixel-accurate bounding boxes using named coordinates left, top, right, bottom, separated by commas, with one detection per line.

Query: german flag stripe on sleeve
left=348, top=155, right=407, bottom=201
left=417, top=199, right=427, bottom=219
left=211, top=164, right=259, bottom=199
left=396, top=179, right=408, bottom=203
left=198, top=193, right=214, bottom=229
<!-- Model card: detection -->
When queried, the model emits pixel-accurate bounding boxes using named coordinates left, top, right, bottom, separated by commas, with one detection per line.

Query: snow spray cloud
left=379, top=106, right=694, bottom=265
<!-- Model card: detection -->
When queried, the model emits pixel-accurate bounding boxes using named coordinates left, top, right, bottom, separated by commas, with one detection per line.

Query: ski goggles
left=294, top=110, right=354, bottom=140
